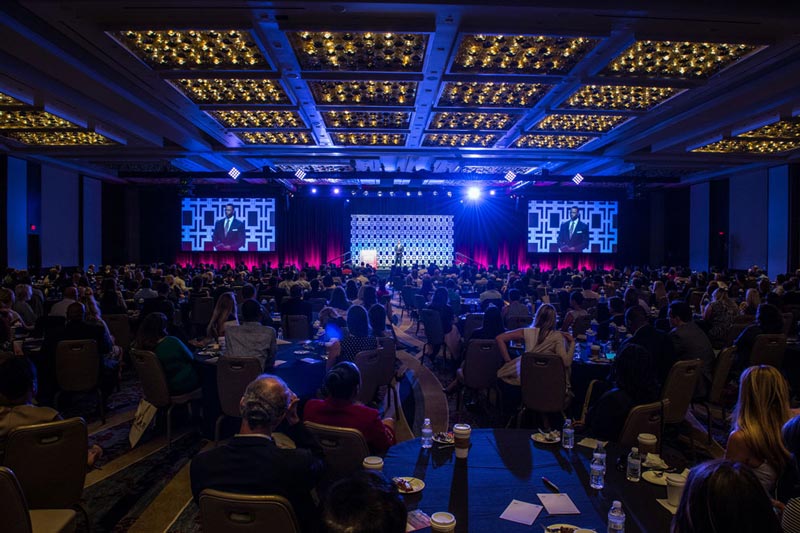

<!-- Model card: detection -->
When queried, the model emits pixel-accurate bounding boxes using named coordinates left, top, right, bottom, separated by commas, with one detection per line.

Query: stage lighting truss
left=295, top=168, right=307, bottom=180
left=504, top=170, right=517, bottom=182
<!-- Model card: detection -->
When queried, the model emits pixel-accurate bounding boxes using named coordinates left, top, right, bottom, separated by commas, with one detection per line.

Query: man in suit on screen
left=557, top=206, right=589, bottom=252
left=212, top=203, right=246, bottom=251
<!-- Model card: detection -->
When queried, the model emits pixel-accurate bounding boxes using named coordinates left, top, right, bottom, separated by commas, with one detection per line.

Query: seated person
left=368, top=303, right=390, bottom=339
left=585, top=343, right=659, bottom=441
left=224, top=300, right=277, bottom=370
left=470, top=304, right=506, bottom=341
left=305, top=362, right=395, bottom=454
left=319, top=287, right=350, bottom=329
left=734, top=303, right=784, bottom=371
left=501, top=289, right=530, bottom=325
left=672, top=460, right=780, bottom=533
left=326, top=305, right=378, bottom=369
left=134, top=312, right=199, bottom=395
left=280, top=284, right=313, bottom=325
left=141, top=282, right=176, bottom=322
left=560, top=291, right=588, bottom=332
left=0, top=357, right=102, bottom=465
left=190, top=375, right=324, bottom=533
left=668, top=300, right=715, bottom=399
left=322, top=471, right=406, bottom=533
left=619, top=305, right=674, bottom=390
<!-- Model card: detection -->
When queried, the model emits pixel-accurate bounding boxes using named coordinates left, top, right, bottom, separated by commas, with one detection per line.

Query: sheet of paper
left=577, top=437, right=608, bottom=449
left=537, top=493, right=580, bottom=515
left=500, top=500, right=543, bottom=525
left=405, top=509, right=431, bottom=532
left=273, top=359, right=287, bottom=367
left=300, top=357, right=321, bottom=364
left=277, top=339, right=291, bottom=345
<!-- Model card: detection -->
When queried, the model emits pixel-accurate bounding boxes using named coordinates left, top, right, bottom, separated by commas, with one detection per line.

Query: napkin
left=643, top=454, right=668, bottom=469
left=300, top=357, right=321, bottom=364
left=500, top=500, right=543, bottom=525
left=273, top=360, right=287, bottom=367
left=577, top=438, right=608, bottom=449
left=538, top=493, right=580, bottom=515
left=657, top=498, right=677, bottom=515
left=405, top=510, right=431, bottom=532
left=277, top=339, right=291, bottom=346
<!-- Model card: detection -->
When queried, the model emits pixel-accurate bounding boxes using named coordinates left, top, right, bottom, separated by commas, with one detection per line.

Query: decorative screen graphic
left=350, top=215, right=454, bottom=268
left=181, top=198, right=276, bottom=252
left=527, top=200, right=618, bottom=254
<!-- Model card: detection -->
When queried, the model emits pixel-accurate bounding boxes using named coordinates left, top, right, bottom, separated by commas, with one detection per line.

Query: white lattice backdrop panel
left=181, top=197, right=276, bottom=252
left=527, top=200, right=618, bottom=254
left=350, top=214, right=454, bottom=268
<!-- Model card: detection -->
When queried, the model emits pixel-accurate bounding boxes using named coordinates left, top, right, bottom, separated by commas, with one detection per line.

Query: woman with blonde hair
left=206, top=292, right=238, bottom=339
left=703, top=287, right=739, bottom=348
left=740, top=288, right=761, bottom=316
left=725, top=365, right=792, bottom=494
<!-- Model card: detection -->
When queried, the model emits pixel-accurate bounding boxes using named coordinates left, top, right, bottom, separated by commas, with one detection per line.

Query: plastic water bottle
left=277, top=328, right=284, bottom=341
left=562, top=419, right=574, bottom=450
left=626, top=447, right=641, bottom=482
left=595, top=441, right=607, bottom=468
left=421, top=418, right=433, bottom=449
left=599, top=288, right=606, bottom=303
left=590, top=452, right=605, bottom=490
left=607, top=501, right=625, bottom=532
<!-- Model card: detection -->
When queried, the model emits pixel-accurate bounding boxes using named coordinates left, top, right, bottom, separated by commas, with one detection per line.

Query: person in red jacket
left=304, top=362, right=396, bottom=455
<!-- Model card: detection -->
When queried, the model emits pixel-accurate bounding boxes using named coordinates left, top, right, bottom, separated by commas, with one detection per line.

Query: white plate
left=545, top=524, right=582, bottom=533
left=432, top=432, right=454, bottom=444
left=531, top=432, right=561, bottom=444
left=393, top=476, right=425, bottom=494
left=642, top=470, right=668, bottom=486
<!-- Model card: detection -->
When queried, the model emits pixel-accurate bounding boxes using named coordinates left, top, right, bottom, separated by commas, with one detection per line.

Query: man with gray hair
left=190, top=375, right=324, bottom=531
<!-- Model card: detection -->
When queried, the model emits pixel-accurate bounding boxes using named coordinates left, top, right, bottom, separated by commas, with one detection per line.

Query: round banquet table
left=383, top=429, right=672, bottom=533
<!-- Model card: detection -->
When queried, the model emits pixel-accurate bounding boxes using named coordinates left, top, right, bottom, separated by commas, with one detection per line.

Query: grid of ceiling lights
left=691, top=118, right=800, bottom=154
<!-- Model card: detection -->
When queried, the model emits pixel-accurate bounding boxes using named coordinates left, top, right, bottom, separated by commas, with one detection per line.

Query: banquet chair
left=131, top=349, right=202, bottom=447
left=688, top=291, right=703, bottom=311
left=199, top=490, right=299, bottom=533
left=462, top=313, right=484, bottom=342
left=419, top=309, right=447, bottom=364
left=304, top=422, right=369, bottom=482
left=4, top=418, right=89, bottom=529
left=104, top=314, right=132, bottom=356
left=726, top=322, right=749, bottom=347
left=457, top=340, right=503, bottom=413
left=505, top=315, right=533, bottom=330
left=661, top=359, right=702, bottom=426
left=733, top=314, right=755, bottom=324
left=571, top=315, right=592, bottom=336
left=750, top=334, right=787, bottom=368
left=54, top=339, right=104, bottom=424
left=215, top=357, right=263, bottom=443
left=618, top=400, right=668, bottom=451
left=414, top=295, right=428, bottom=333
left=190, top=297, right=214, bottom=336
left=783, top=313, right=795, bottom=336
left=697, top=346, right=737, bottom=443
left=517, top=353, right=568, bottom=428
left=309, top=298, right=327, bottom=314
left=400, top=286, right=419, bottom=324
left=354, top=348, right=396, bottom=407
left=283, top=315, right=310, bottom=340
left=0, top=467, right=77, bottom=533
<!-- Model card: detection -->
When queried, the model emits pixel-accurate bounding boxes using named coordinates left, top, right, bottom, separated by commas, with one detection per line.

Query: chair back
left=783, top=313, right=795, bottom=336
left=131, top=349, right=172, bottom=408
left=419, top=309, right=444, bottom=344
left=104, top=314, right=132, bottom=352
left=354, top=349, right=395, bottom=405
left=750, top=334, right=787, bottom=368
left=660, top=359, right=702, bottom=424
left=506, top=315, right=533, bottom=330
left=304, top=422, right=369, bottom=479
left=199, top=490, right=299, bottom=533
left=283, top=315, right=310, bottom=340
left=414, top=294, right=428, bottom=312
left=32, top=315, right=65, bottom=339
left=571, top=315, right=592, bottom=336
left=688, top=291, right=703, bottom=311
left=55, top=340, right=99, bottom=392
left=726, top=322, right=749, bottom=347
left=481, top=298, right=504, bottom=312
left=734, top=314, right=755, bottom=324
left=309, top=298, right=327, bottom=313
left=463, top=313, right=484, bottom=342
left=191, top=297, right=214, bottom=326
left=217, top=357, right=263, bottom=418
left=708, top=347, right=736, bottom=406
left=401, top=287, right=419, bottom=310
left=462, top=340, right=503, bottom=390
left=4, top=418, right=87, bottom=509
left=520, top=353, right=567, bottom=413
left=0, top=467, right=32, bottom=533
left=618, top=400, right=668, bottom=449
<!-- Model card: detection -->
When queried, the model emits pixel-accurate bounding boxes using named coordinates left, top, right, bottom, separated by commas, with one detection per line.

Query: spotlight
left=433, top=191, right=439, bottom=196
left=351, top=190, right=357, bottom=196
left=417, top=191, right=423, bottom=197
left=333, top=187, right=340, bottom=195
left=228, top=167, right=240, bottom=180
left=446, top=191, right=452, bottom=197
left=363, top=190, right=369, bottom=196
left=504, top=170, right=516, bottom=182
left=489, top=189, right=496, bottom=196
left=389, top=191, right=395, bottom=197
left=572, top=173, right=584, bottom=185
left=467, top=187, right=481, bottom=200
left=311, top=187, right=318, bottom=194
left=378, top=191, right=383, bottom=197
left=406, top=191, right=411, bottom=197
left=295, top=168, right=306, bottom=180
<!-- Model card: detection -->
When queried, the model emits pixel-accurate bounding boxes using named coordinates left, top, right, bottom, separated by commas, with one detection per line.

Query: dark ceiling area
left=1, top=1, right=799, bottom=193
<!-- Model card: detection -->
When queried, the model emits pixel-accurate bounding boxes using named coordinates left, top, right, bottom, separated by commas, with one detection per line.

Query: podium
left=359, top=249, right=377, bottom=268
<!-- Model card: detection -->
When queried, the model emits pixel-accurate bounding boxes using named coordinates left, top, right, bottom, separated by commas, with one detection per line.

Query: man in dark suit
left=393, top=241, right=404, bottom=267
left=620, top=305, right=675, bottom=391
left=190, top=375, right=324, bottom=532
left=557, top=206, right=589, bottom=252
left=212, top=203, right=246, bottom=251
left=668, top=300, right=715, bottom=399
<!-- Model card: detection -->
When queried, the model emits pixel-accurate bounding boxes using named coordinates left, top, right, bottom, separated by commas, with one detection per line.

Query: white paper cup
left=638, top=433, right=658, bottom=455
left=430, top=512, right=456, bottom=532
left=453, top=424, right=471, bottom=459
left=362, top=456, right=384, bottom=471
left=666, top=474, right=687, bottom=506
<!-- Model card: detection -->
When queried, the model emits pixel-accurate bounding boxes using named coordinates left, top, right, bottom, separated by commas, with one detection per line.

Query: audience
left=734, top=303, right=785, bottom=371
left=740, top=288, right=761, bottom=316
left=321, top=472, right=406, bottom=533
left=48, top=286, right=78, bottom=317
left=425, top=287, right=460, bottom=357
left=304, top=362, right=395, bottom=454
left=206, top=292, right=238, bottom=339
left=327, top=305, right=378, bottom=369
left=470, top=304, right=506, bottom=341
left=281, top=284, right=313, bottom=325
left=668, top=301, right=715, bottom=398
left=224, top=300, right=277, bottom=370
left=620, top=305, right=674, bottom=389
left=13, top=284, right=37, bottom=326
left=561, top=291, right=588, bottom=332
left=135, top=312, right=199, bottom=395
left=368, top=303, right=389, bottom=338
left=319, top=287, right=350, bottom=328
left=703, top=287, right=739, bottom=349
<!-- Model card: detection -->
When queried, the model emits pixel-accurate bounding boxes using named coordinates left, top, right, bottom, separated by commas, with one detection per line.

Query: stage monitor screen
left=527, top=200, right=618, bottom=254
left=181, top=198, right=276, bottom=252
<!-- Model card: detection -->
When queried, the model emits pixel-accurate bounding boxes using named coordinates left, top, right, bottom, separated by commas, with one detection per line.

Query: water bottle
left=421, top=418, right=433, bottom=449
left=562, top=419, right=574, bottom=450
left=626, top=447, right=641, bottom=482
left=277, top=328, right=284, bottom=341
left=590, top=452, right=605, bottom=490
left=607, top=500, right=625, bottom=533
left=595, top=441, right=607, bottom=469
left=599, top=288, right=606, bottom=303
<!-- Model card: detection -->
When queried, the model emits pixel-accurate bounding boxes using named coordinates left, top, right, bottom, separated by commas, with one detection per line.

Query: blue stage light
left=333, top=187, right=340, bottom=195
left=489, top=189, right=496, bottom=196
left=467, top=187, right=481, bottom=200
left=311, top=187, right=318, bottom=194
left=406, top=191, right=411, bottom=197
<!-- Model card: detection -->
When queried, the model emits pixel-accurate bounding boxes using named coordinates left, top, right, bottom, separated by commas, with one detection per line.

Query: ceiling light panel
left=0, top=92, right=26, bottom=106
left=208, top=110, right=305, bottom=129
left=276, top=164, right=355, bottom=172
left=309, top=81, right=417, bottom=106
left=451, top=34, right=597, bottom=75
left=737, top=119, right=800, bottom=139
left=512, top=134, right=595, bottom=149
left=333, top=133, right=407, bottom=146
left=4, top=131, right=117, bottom=145
left=429, top=112, right=521, bottom=130
left=532, top=113, right=629, bottom=133
left=422, top=133, right=499, bottom=147
left=115, top=30, right=270, bottom=70
left=561, top=85, right=682, bottom=111
left=172, top=79, right=291, bottom=104
left=691, top=138, right=800, bottom=154
left=461, top=166, right=535, bottom=174
left=287, top=31, right=428, bottom=72
left=322, top=111, right=410, bottom=129
left=602, top=40, right=759, bottom=80
left=437, top=82, right=551, bottom=108
left=0, top=110, right=80, bottom=130
left=236, top=131, right=315, bottom=145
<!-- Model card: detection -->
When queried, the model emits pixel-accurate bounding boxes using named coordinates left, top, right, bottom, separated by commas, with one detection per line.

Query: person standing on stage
left=393, top=241, right=404, bottom=267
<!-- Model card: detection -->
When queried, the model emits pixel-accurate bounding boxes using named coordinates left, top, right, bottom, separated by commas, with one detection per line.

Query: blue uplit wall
left=729, top=169, right=768, bottom=270
left=83, top=177, right=102, bottom=267
left=767, top=166, right=790, bottom=275
left=690, top=183, right=710, bottom=272
left=350, top=214, right=454, bottom=268
left=6, top=157, right=27, bottom=269
left=41, top=165, right=79, bottom=266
